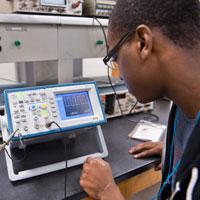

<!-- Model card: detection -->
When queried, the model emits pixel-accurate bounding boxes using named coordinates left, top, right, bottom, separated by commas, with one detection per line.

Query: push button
left=30, top=105, right=37, bottom=111
left=14, top=40, right=21, bottom=47
left=24, top=126, right=28, bottom=132
left=40, top=104, right=47, bottom=110
left=34, top=124, right=40, bottom=130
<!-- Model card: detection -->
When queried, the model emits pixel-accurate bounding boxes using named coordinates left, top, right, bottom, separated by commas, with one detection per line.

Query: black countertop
left=0, top=100, right=171, bottom=200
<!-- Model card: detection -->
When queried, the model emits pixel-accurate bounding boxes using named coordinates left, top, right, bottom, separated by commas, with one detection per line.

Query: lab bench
left=0, top=99, right=171, bottom=200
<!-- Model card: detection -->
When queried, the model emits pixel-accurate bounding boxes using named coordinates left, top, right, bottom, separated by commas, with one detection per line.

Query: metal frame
left=1, top=115, right=108, bottom=181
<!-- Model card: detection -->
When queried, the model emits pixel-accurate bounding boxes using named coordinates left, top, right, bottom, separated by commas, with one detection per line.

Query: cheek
left=118, top=51, right=162, bottom=103
left=118, top=52, right=140, bottom=94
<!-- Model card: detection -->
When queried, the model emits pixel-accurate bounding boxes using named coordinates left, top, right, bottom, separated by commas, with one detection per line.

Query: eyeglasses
left=103, top=31, right=133, bottom=70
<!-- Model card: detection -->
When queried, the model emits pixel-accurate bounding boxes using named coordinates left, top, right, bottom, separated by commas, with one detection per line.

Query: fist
left=80, top=157, right=116, bottom=199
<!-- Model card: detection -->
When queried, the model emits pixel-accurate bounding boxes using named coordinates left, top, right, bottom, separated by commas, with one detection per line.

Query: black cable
left=63, top=137, right=68, bottom=200
left=93, top=17, right=160, bottom=125
left=47, top=121, right=68, bottom=200
left=143, top=111, right=159, bottom=122
left=4, top=147, right=27, bottom=162
left=0, top=129, right=27, bottom=162
left=93, top=17, right=109, bottom=54
left=4, top=148, right=14, bottom=160
left=93, top=17, right=140, bottom=123
left=128, top=101, right=138, bottom=114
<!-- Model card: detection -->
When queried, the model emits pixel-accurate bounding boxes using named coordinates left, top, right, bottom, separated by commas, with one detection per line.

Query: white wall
left=0, top=63, right=18, bottom=81
left=82, top=57, right=109, bottom=77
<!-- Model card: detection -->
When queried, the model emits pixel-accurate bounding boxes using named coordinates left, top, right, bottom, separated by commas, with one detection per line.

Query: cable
left=93, top=17, right=109, bottom=54
left=93, top=17, right=160, bottom=125
left=3, top=145, right=26, bottom=163
left=142, top=112, right=159, bottom=122
left=93, top=17, right=137, bottom=120
left=0, top=129, right=27, bottom=162
left=0, top=128, right=19, bottom=151
left=128, top=101, right=138, bottom=114
left=46, top=121, right=68, bottom=200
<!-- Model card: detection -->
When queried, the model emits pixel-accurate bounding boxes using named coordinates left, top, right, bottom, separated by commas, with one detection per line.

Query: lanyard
left=169, top=109, right=200, bottom=184
left=157, top=109, right=200, bottom=199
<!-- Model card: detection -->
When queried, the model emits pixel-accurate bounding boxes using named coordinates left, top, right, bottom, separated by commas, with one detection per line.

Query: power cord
left=93, top=17, right=159, bottom=124
left=46, top=121, right=69, bottom=200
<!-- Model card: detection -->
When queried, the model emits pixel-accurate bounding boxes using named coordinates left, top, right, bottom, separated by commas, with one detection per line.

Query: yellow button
left=41, top=104, right=47, bottom=110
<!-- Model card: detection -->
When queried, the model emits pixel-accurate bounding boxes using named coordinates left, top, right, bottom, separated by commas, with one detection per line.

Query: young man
left=80, top=0, right=200, bottom=199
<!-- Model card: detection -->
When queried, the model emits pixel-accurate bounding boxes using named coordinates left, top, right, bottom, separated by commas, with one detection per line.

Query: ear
left=135, top=25, right=153, bottom=60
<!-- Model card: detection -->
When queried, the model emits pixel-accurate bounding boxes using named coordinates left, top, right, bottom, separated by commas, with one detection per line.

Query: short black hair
left=109, top=0, right=200, bottom=48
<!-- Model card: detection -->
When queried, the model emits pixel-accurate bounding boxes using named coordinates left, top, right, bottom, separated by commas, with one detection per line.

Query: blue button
left=30, top=105, right=37, bottom=111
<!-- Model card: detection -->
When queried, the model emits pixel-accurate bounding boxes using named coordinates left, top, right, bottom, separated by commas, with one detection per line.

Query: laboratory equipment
left=76, top=76, right=154, bottom=118
left=4, top=81, right=106, bottom=142
left=0, top=14, right=108, bottom=85
left=101, top=92, right=154, bottom=118
left=83, top=0, right=117, bottom=17
left=0, top=0, right=83, bottom=16
left=1, top=82, right=108, bottom=181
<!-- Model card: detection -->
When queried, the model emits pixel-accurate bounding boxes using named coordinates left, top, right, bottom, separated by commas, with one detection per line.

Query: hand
left=80, top=157, right=118, bottom=199
left=129, top=141, right=163, bottom=170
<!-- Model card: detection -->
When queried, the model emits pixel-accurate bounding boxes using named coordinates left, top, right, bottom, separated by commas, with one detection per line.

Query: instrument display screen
left=56, top=91, right=94, bottom=121
left=41, top=0, right=66, bottom=6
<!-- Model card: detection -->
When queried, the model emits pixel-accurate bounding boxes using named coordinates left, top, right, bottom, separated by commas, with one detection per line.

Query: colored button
left=14, top=40, right=21, bottom=47
left=41, top=104, right=47, bottom=110
left=96, top=40, right=104, bottom=45
left=30, top=105, right=37, bottom=111
left=42, top=110, right=49, bottom=119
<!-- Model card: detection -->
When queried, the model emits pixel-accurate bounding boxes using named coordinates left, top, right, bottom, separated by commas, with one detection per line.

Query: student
left=80, top=0, right=200, bottom=199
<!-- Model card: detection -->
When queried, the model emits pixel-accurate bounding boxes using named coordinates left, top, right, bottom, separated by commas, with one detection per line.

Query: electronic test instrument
left=1, top=82, right=108, bottom=181
left=0, top=0, right=83, bottom=16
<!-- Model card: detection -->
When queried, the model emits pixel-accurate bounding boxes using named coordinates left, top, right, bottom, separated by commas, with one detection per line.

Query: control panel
left=83, top=0, right=117, bottom=17
left=4, top=82, right=106, bottom=141
left=0, top=0, right=83, bottom=16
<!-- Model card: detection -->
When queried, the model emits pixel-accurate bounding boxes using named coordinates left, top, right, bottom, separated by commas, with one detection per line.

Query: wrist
left=100, top=182, right=123, bottom=200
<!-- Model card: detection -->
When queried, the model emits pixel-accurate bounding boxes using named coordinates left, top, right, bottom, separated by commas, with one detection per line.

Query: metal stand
left=1, top=116, right=108, bottom=182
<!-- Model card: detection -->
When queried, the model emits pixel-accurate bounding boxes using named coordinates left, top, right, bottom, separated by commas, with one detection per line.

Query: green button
left=96, top=40, right=104, bottom=45
left=15, top=40, right=21, bottom=47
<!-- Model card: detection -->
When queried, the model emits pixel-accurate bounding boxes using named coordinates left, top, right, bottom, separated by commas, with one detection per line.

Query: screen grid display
left=41, top=0, right=66, bottom=6
left=56, top=91, right=94, bottom=121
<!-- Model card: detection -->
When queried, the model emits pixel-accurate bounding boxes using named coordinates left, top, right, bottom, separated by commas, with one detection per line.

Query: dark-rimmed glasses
left=103, top=31, right=133, bottom=69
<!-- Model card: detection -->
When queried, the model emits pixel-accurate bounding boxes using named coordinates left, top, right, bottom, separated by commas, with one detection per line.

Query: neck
left=162, top=46, right=200, bottom=118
